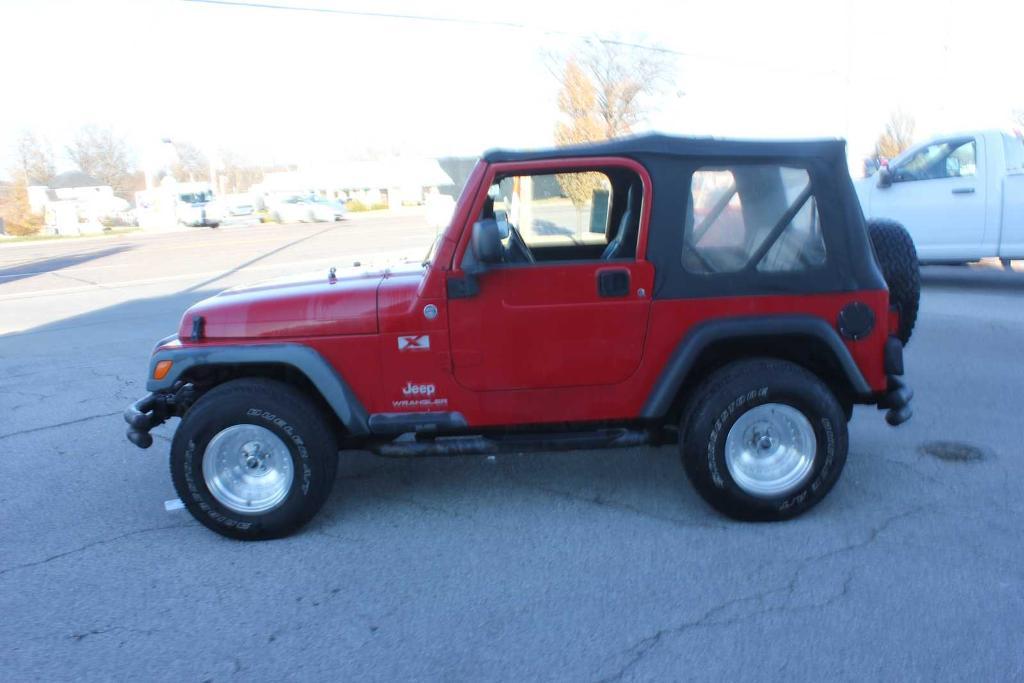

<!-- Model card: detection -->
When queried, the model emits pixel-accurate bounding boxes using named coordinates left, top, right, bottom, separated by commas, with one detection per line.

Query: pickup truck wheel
left=170, top=378, right=338, bottom=540
left=681, top=359, right=848, bottom=521
left=867, top=219, right=920, bottom=345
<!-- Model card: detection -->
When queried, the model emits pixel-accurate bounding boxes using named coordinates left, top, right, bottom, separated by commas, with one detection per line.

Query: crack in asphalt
left=370, top=491, right=472, bottom=520
left=50, top=271, right=107, bottom=289
left=0, top=388, right=53, bottom=400
left=526, top=483, right=730, bottom=531
left=0, top=411, right=122, bottom=441
left=597, top=504, right=931, bottom=682
left=0, top=523, right=195, bottom=577
left=69, top=625, right=160, bottom=642
left=883, top=457, right=951, bottom=490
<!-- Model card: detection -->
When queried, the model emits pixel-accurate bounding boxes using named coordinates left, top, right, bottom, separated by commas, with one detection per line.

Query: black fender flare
left=639, top=315, right=872, bottom=419
left=146, top=342, right=370, bottom=436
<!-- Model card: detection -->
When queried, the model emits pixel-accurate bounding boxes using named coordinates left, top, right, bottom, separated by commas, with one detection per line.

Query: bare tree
left=170, top=140, right=210, bottom=182
left=554, top=59, right=606, bottom=210
left=578, top=39, right=672, bottom=138
left=874, top=110, right=916, bottom=159
left=549, top=38, right=672, bottom=141
left=549, top=39, right=672, bottom=213
left=66, top=125, right=135, bottom=196
left=15, top=131, right=55, bottom=185
left=218, top=149, right=265, bottom=194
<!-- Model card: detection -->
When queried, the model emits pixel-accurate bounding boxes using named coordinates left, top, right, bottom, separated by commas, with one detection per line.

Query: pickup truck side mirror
left=877, top=167, right=894, bottom=189
left=471, top=219, right=503, bottom=266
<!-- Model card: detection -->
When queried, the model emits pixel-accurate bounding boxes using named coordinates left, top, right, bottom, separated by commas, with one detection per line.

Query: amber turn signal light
left=153, top=360, right=173, bottom=380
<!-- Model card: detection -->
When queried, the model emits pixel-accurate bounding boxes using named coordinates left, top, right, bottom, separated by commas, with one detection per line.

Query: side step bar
left=373, top=428, right=651, bottom=458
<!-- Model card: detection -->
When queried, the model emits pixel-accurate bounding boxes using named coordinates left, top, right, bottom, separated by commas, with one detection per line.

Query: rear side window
left=1004, top=133, right=1024, bottom=174
left=683, top=165, right=826, bottom=274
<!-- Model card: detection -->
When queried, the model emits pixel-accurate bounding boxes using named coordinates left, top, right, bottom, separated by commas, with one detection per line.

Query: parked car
left=269, top=196, right=315, bottom=223
left=307, top=196, right=347, bottom=222
left=125, top=134, right=917, bottom=540
left=226, top=199, right=254, bottom=217
left=856, top=130, right=1024, bottom=264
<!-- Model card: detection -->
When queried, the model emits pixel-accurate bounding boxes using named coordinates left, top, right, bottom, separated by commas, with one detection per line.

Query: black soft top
left=483, top=134, right=849, bottom=165
left=483, top=133, right=883, bottom=299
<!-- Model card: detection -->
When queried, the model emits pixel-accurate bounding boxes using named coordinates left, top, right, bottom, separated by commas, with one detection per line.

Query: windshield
left=422, top=234, right=441, bottom=266
left=179, top=191, right=213, bottom=204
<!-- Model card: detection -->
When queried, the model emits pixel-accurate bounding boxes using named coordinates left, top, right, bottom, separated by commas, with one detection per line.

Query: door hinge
left=447, top=274, right=479, bottom=299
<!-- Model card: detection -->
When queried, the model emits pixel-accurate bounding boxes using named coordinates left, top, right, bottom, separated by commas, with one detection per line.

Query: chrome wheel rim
left=724, top=403, right=816, bottom=497
left=202, top=424, right=294, bottom=515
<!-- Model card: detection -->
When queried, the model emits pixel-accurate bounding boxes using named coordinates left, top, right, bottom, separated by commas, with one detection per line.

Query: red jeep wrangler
left=126, top=135, right=918, bottom=540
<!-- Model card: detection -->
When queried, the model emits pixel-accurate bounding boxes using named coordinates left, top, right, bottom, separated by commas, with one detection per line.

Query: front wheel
left=681, top=358, right=848, bottom=521
left=170, top=378, right=338, bottom=540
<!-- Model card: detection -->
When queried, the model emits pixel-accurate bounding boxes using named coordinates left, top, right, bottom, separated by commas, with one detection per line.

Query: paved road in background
left=1, top=217, right=1022, bottom=681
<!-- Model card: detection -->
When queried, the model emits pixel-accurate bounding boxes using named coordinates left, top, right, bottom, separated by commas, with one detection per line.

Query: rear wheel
left=867, top=219, right=920, bottom=345
left=681, top=358, right=848, bottom=521
left=170, top=378, right=338, bottom=540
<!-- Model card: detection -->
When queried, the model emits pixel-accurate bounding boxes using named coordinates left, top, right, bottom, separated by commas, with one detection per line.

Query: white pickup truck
left=856, top=130, right=1024, bottom=264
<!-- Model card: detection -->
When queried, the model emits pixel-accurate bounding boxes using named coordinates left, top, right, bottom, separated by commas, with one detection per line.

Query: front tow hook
left=124, top=393, right=161, bottom=449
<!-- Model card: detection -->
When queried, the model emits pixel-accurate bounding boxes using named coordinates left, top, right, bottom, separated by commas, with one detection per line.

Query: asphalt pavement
left=1, top=217, right=1022, bottom=681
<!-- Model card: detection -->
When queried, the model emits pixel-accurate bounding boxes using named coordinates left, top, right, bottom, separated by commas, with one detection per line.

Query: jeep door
left=447, top=160, right=653, bottom=392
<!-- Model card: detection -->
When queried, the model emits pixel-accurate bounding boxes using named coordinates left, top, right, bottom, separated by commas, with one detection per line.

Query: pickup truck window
left=682, top=165, right=826, bottom=274
left=1004, top=134, right=1024, bottom=173
left=894, top=138, right=976, bottom=182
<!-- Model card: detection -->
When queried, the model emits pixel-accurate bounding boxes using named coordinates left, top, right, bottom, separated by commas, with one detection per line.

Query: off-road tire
left=170, top=378, right=338, bottom=540
left=867, top=219, right=920, bottom=345
left=681, top=358, right=848, bottom=521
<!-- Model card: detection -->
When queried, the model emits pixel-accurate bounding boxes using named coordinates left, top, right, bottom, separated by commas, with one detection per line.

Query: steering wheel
left=506, top=224, right=535, bottom=264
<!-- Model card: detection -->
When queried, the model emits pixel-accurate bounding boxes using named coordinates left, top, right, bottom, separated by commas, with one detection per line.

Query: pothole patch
left=918, top=441, right=989, bottom=463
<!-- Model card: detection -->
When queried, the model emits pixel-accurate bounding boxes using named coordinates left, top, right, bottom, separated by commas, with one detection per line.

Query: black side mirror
left=471, top=219, right=503, bottom=266
left=877, top=167, right=894, bottom=189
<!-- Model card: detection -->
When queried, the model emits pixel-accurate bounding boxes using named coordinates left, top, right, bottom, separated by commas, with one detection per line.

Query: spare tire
left=867, top=219, right=920, bottom=345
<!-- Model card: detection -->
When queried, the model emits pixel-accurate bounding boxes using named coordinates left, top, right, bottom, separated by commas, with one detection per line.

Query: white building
left=253, top=158, right=453, bottom=208
left=27, top=171, right=129, bottom=236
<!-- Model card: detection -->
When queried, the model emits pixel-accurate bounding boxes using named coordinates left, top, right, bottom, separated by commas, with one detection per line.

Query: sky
left=1, top=0, right=1022, bottom=179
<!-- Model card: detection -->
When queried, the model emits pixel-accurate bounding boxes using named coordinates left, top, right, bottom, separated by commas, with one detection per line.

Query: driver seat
left=602, top=181, right=641, bottom=260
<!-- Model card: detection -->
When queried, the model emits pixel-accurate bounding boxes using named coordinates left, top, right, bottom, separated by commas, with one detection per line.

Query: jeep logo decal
left=402, top=382, right=436, bottom=397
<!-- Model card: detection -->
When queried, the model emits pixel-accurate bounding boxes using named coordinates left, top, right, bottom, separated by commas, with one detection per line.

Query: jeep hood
left=178, top=262, right=423, bottom=339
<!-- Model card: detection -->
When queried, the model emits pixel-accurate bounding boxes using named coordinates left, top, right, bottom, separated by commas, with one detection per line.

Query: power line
left=182, top=0, right=704, bottom=56
left=181, top=0, right=839, bottom=77
left=181, top=0, right=528, bottom=29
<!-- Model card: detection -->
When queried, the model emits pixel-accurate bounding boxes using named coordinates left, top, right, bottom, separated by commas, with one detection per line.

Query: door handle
left=597, top=269, right=630, bottom=297
left=951, top=187, right=975, bottom=195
